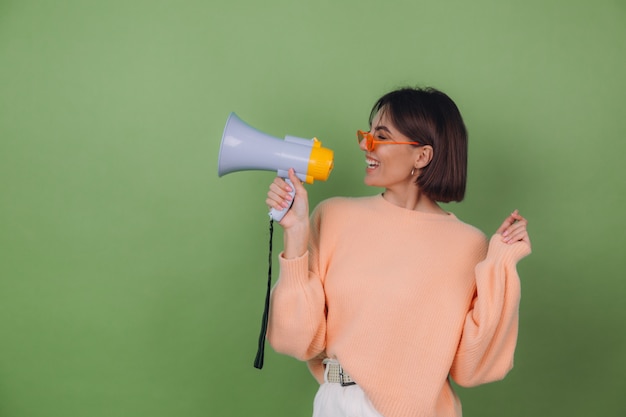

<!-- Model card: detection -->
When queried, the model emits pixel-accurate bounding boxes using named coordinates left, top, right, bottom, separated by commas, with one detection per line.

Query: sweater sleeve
left=450, top=234, right=531, bottom=387
left=266, top=252, right=327, bottom=361
left=266, top=207, right=328, bottom=361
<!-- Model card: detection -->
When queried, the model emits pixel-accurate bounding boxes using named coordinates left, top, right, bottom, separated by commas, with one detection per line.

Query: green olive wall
left=1, top=1, right=624, bottom=416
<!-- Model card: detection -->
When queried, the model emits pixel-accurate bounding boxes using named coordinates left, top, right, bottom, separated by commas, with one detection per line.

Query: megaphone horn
left=218, top=112, right=334, bottom=221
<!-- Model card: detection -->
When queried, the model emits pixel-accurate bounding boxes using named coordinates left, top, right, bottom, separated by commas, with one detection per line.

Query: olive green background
left=1, top=0, right=624, bottom=416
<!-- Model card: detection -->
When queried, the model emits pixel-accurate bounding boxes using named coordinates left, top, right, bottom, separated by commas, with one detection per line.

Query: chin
left=363, top=176, right=381, bottom=188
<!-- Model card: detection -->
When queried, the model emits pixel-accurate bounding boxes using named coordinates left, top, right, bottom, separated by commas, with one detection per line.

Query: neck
left=382, top=188, right=447, bottom=215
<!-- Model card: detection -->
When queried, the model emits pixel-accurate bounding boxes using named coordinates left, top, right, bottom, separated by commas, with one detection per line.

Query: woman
left=265, top=87, right=531, bottom=417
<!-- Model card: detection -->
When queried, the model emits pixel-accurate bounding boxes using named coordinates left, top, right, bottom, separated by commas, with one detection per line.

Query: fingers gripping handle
left=268, top=178, right=296, bottom=222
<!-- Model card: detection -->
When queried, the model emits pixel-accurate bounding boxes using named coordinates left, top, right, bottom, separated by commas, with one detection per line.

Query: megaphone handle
left=268, top=178, right=296, bottom=222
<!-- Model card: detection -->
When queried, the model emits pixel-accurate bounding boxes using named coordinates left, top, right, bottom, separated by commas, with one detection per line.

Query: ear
left=414, top=145, right=433, bottom=169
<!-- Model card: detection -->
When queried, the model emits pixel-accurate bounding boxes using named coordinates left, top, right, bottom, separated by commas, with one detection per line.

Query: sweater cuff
left=486, top=234, right=532, bottom=264
left=278, top=251, right=310, bottom=286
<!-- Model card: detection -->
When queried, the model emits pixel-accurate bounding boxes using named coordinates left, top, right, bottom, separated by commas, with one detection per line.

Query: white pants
left=312, top=360, right=384, bottom=417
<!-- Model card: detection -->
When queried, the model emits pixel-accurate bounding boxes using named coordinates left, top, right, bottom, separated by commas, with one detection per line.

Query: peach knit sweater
left=268, top=195, right=531, bottom=417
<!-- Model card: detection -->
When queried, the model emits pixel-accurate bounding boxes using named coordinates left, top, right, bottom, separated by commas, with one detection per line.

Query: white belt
left=323, top=359, right=356, bottom=386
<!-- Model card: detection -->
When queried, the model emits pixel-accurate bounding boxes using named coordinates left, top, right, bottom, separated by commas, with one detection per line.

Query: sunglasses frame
left=356, top=130, right=420, bottom=151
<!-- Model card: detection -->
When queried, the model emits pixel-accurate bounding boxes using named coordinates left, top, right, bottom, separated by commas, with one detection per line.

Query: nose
left=358, top=136, right=369, bottom=152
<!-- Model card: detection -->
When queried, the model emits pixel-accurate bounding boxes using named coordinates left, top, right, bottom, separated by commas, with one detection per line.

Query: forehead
left=371, top=109, right=398, bottom=132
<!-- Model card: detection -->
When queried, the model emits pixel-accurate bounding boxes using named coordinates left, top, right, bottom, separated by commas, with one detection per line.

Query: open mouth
left=366, top=158, right=380, bottom=169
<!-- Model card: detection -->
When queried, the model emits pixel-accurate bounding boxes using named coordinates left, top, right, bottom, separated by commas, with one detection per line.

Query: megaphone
left=218, top=112, right=334, bottom=221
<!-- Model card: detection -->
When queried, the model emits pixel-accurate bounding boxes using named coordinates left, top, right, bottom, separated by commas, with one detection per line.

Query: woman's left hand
left=496, top=209, right=531, bottom=247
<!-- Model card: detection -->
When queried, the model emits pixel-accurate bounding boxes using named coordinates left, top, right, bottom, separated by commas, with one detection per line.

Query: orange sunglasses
left=356, top=130, right=420, bottom=151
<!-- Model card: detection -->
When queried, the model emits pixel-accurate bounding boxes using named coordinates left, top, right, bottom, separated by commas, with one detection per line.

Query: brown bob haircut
left=369, top=87, right=468, bottom=203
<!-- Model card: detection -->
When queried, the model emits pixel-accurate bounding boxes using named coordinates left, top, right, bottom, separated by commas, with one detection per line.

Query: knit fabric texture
left=268, top=194, right=531, bottom=417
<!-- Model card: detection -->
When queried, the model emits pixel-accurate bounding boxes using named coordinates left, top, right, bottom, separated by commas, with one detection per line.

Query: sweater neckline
left=374, top=193, right=457, bottom=221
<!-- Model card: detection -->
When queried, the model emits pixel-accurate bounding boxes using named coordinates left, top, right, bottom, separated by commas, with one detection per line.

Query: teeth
left=366, top=158, right=379, bottom=168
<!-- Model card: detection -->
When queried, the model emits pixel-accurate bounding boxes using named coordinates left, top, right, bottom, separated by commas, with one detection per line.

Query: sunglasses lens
left=357, top=131, right=374, bottom=151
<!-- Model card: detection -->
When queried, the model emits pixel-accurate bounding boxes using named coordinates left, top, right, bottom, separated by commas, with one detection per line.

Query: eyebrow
left=373, top=126, right=392, bottom=134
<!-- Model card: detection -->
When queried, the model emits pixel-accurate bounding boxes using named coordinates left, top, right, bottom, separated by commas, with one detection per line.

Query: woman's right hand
left=266, top=169, right=310, bottom=257
left=266, top=168, right=308, bottom=226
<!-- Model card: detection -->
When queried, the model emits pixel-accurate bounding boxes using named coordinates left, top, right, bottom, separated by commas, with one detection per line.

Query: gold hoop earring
left=411, top=168, right=416, bottom=176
